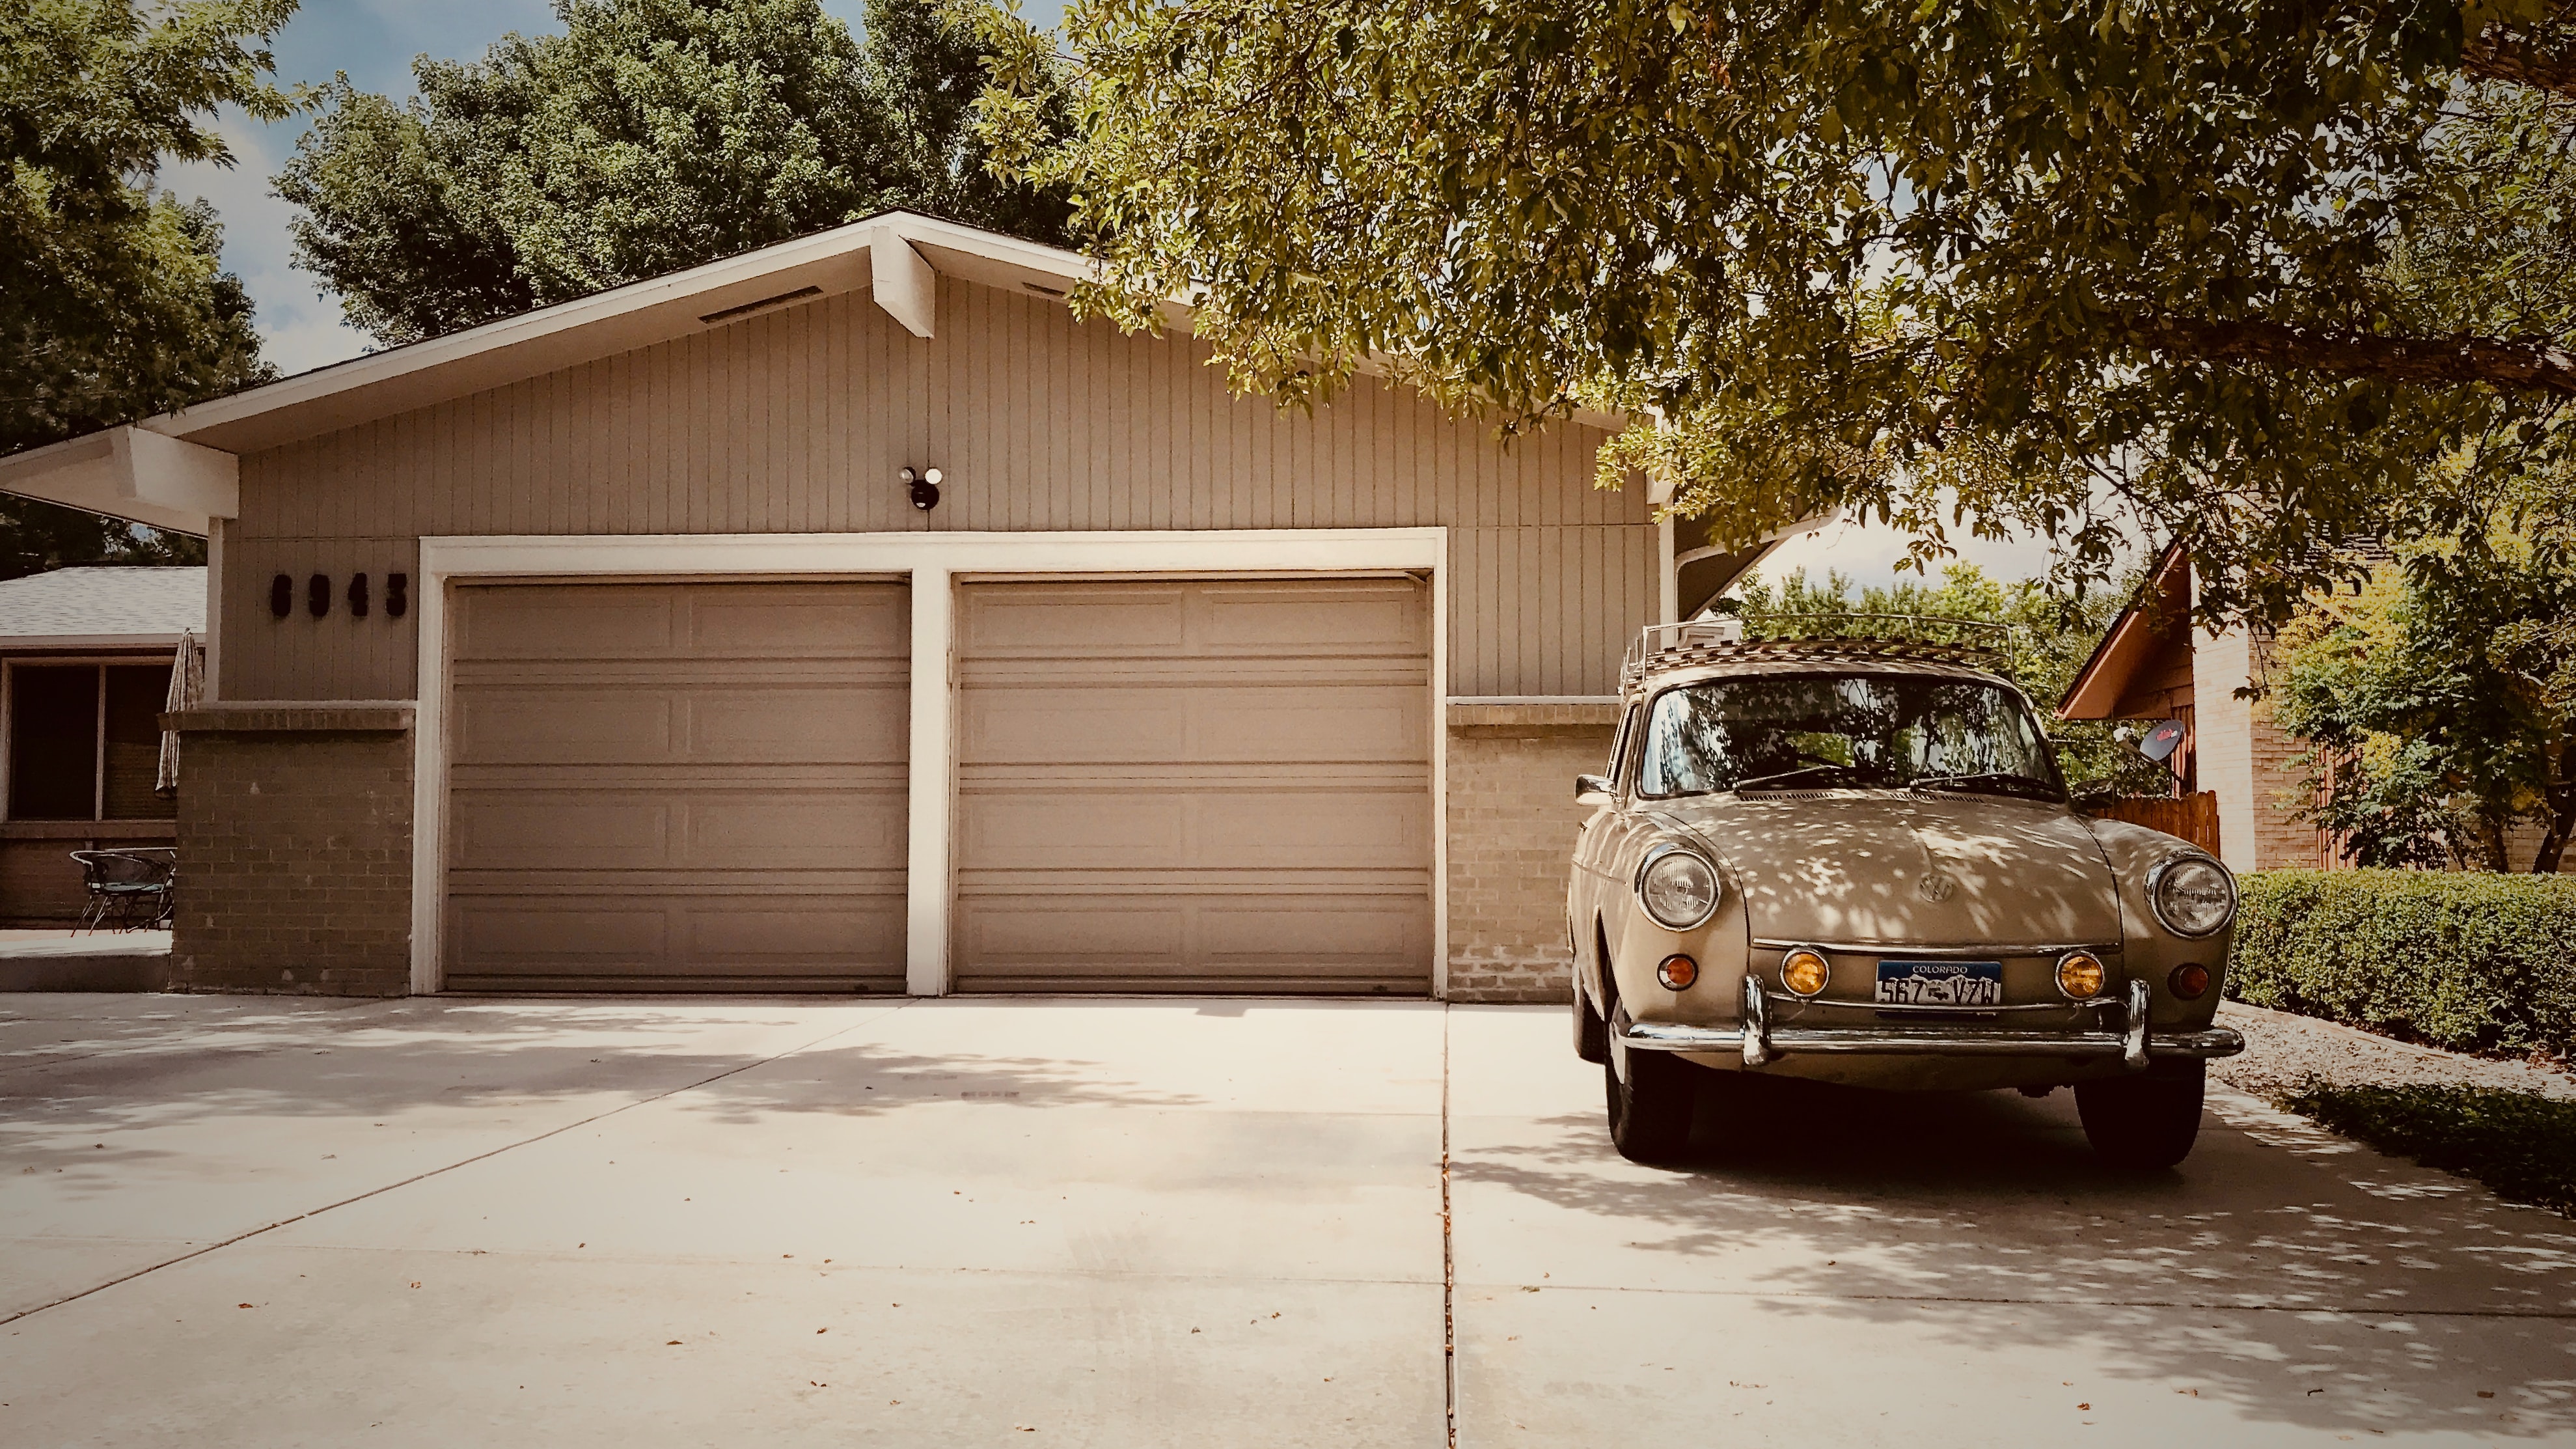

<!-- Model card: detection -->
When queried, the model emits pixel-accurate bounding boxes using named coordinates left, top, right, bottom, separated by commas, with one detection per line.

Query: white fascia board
left=0, top=426, right=237, bottom=534
left=143, top=214, right=1092, bottom=455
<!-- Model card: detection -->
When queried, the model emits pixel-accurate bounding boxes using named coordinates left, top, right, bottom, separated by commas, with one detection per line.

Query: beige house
left=0, top=214, right=1790, bottom=1000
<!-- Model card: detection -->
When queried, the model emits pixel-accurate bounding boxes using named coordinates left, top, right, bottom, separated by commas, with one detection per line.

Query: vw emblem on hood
left=1917, top=871, right=1960, bottom=904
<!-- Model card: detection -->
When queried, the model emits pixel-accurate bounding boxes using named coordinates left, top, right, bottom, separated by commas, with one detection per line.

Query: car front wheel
left=1605, top=1039, right=1696, bottom=1163
left=2075, top=1062, right=2206, bottom=1170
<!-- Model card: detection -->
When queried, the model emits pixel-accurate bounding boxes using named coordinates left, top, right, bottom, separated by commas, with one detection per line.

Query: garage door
left=953, top=577, right=1434, bottom=994
left=443, top=581, right=909, bottom=991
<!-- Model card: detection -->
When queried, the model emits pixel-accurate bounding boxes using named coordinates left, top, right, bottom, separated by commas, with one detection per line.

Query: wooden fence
left=2083, top=792, right=2221, bottom=855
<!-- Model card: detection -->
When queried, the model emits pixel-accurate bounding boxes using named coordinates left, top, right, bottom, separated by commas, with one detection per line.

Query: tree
left=1725, top=562, right=2174, bottom=799
left=953, top=0, right=2576, bottom=627
left=2271, top=486, right=2576, bottom=872
left=1, top=0, right=290, bottom=577
left=279, top=0, right=1071, bottom=347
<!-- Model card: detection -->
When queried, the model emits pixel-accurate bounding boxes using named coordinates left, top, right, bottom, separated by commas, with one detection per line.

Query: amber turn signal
left=1779, top=947, right=1830, bottom=998
left=2167, top=963, right=2211, bottom=1000
left=2055, top=950, right=2107, bottom=1000
left=1656, top=954, right=1699, bottom=991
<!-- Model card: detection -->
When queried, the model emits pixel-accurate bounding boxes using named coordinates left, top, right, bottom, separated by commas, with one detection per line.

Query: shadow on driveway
left=1454, top=1069, right=2576, bottom=1439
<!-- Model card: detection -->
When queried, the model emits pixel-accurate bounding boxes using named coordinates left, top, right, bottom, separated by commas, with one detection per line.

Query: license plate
left=1874, top=959, right=2003, bottom=1006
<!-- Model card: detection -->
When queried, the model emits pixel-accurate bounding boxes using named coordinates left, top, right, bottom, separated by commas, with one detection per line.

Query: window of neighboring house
left=5, top=663, right=178, bottom=822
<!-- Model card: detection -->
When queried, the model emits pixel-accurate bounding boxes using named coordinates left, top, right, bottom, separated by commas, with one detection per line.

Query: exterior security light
left=903, top=466, right=944, bottom=511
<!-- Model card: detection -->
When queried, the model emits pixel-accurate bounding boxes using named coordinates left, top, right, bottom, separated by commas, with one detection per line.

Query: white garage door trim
left=412, top=529, right=1448, bottom=997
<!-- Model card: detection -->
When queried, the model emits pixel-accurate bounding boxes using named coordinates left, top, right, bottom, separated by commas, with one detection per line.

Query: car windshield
left=1635, top=671, right=2064, bottom=799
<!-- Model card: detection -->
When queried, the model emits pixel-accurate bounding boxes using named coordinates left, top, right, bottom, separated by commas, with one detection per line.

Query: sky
left=159, top=0, right=2076, bottom=589
left=1749, top=508, right=2133, bottom=593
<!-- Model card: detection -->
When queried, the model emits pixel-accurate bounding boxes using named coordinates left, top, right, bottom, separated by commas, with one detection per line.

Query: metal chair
left=69, top=848, right=176, bottom=933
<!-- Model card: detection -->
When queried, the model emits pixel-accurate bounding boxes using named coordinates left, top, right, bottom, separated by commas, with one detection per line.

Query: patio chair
left=69, top=848, right=176, bottom=933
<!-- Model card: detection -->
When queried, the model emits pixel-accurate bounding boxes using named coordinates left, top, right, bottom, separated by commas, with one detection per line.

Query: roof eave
left=2057, top=540, right=2190, bottom=720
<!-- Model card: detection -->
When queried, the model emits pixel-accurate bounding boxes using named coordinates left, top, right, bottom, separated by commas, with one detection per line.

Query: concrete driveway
left=1, top=997, right=2569, bottom=1446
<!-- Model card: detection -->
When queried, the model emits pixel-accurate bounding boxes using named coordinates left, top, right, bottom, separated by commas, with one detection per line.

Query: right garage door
left=953, top=577, right=1434, bottom=995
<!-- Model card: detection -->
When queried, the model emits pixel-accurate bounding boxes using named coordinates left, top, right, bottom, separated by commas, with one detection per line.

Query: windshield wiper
left=1733, top=764, right=1881, bottom=791
left=1910, top=771, right=2062, bottom=800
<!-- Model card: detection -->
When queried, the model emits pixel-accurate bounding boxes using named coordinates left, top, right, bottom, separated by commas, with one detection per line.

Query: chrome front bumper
left=1618, top=978, right=2244, bottom=1072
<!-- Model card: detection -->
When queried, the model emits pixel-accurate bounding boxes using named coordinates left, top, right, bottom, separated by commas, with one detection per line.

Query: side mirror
left=1575, top=774, right=1614, bottom=806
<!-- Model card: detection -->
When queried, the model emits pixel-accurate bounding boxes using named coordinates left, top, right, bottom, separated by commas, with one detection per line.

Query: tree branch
left=2463, top=20, right=2576, bottom=98
left=2130, top=315, right=2576, bottom=396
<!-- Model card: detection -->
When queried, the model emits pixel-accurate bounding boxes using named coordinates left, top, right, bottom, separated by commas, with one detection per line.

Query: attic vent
left=1022, top=281, right=1067, bottom=297
left=698, top=286, right=821, bottom=324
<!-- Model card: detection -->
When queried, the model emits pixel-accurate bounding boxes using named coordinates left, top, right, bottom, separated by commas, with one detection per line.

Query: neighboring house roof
left=0, top=567, right=205, bottom=650
left=0, top=210, right=1630, bottom=538
left=2057, top=540, right=2191, bottom=720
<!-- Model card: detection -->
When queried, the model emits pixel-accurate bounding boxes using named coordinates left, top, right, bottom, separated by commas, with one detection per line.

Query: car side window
left=1606, top=705, right=1639, bottom=788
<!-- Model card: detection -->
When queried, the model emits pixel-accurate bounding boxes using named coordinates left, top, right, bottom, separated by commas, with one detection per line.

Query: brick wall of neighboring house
left=1444, top=702, right=1617, bottom=1004
left=165, top=705, right=413, bottom=995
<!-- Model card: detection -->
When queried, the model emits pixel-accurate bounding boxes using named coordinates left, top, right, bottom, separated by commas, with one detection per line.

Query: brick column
left=1444, top=701, right=1617, bottom=1004
left=162, top=703, right=415, bottom=995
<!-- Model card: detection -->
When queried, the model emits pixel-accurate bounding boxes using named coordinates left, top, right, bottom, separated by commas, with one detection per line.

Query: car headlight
left=1637, top=846, right=1721, bottom=931
left=2149, top=855, right=2236, bottom=938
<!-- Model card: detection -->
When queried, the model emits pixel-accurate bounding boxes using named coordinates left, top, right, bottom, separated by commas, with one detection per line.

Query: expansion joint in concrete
left=1441, top=1003, right=1457, bottom=1449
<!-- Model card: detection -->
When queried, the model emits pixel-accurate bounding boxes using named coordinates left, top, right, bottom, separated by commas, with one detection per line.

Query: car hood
left=1653, top=791, right=2122, bottom=948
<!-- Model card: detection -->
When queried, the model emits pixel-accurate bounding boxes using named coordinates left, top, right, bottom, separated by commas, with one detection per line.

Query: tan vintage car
left=1567, top=622, right=2243, bottom=1167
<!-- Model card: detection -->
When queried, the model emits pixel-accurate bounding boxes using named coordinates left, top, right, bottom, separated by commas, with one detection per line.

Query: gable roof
left=0, top=212, right=1096, bottom=534
left=143, top=211, right=1093, bottom=457
left=2057, top=540, right=2190, bottom=720
left=0, top=567, right=205, bottom=649
left=1, top=210, right=1635, bottom=539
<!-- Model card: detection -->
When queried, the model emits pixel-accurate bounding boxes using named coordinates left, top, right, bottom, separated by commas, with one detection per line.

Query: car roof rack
left=1621, top=619, right=2012, bottom=693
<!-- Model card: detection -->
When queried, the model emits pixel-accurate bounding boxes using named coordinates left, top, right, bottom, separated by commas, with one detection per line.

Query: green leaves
left=2, top=0, right=282, bottom=459
left=965, top=0, right=2573, bottom=626
left=2271, top=481, right=2576, bottom=872
left=280, top=0, right=1073, bottom=346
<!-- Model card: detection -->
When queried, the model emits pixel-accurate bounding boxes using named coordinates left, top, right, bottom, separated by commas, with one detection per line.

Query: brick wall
left=1444, top=704, right=1615, bottom=1004
left=167, top=705, right=414, bottom=995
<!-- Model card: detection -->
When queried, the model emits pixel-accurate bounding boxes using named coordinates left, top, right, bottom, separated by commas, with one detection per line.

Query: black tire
left=1572, top=978, right=1609, bottom=1064
left=2076, top=1062, right=2206, bottom=1170
left=1605, top=1039, right=1697, bottom=1163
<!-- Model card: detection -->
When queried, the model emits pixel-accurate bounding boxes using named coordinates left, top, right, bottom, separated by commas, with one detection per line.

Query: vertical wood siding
left=225, top=280, right=1654, bottom=701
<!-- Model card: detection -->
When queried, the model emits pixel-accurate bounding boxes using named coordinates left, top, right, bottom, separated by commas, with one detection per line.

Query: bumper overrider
left=1618, top=977, right=2245, bottom=1073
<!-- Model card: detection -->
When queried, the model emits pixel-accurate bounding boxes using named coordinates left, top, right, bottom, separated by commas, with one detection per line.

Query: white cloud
left=159, top=111, right=374, bottom=377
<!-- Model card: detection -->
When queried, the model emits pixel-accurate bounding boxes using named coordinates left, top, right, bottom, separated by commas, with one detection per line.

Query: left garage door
left=443, top=581, right=909, bottom=992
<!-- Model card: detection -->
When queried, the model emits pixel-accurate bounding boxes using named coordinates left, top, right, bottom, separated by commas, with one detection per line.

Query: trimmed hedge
left=2228, top=870, right=2576, bottom=1058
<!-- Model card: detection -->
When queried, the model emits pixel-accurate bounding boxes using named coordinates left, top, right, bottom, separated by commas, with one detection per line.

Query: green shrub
left=2282, top=1084, right=2576, bottom=1217
left=2229, top=870, right=2576, bottom=1058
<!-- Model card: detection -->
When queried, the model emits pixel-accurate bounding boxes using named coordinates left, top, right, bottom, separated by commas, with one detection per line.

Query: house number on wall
left=271, top=573, right=409, bottom=621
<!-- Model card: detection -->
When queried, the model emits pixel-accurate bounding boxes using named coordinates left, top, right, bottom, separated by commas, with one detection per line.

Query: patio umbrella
left=156, top=629, right=202, bottom=797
